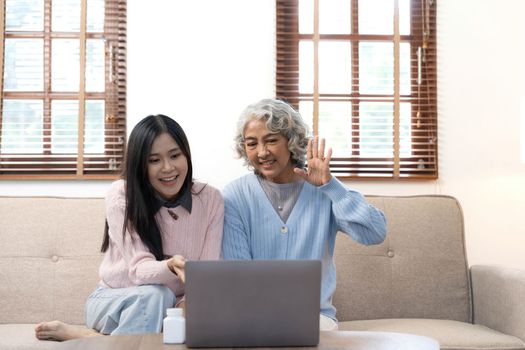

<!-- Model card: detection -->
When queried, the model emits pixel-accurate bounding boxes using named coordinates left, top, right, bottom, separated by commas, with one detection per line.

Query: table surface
left=57, top=330, right=439, bottom=350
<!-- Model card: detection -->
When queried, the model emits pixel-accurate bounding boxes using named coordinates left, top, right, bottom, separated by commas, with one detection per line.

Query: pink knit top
left=98, top=179, right=224, bottom=300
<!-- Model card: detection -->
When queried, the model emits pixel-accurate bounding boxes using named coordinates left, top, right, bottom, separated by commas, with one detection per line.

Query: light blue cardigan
left=221, top=173, right=387, bottom=321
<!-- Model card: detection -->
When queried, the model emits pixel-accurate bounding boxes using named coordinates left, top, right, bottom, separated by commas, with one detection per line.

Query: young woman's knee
left=138, top=285, right=175, bottom=308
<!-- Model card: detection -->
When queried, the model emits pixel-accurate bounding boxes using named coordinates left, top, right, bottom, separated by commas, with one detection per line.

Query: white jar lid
left=166, top=308, right=183, bottom=316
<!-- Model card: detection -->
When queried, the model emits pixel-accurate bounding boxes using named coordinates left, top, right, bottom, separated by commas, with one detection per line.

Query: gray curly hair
left=234, top=98, right=310, bottom=169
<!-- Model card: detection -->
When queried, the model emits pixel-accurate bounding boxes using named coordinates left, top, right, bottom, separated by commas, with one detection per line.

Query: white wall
left=1, top=0, right=524, bottom=268
left=437, top=0, right=525, bottom=268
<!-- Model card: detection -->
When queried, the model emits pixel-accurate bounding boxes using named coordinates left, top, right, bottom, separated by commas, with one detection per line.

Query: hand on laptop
left=167, top=255, right=187, bottom=282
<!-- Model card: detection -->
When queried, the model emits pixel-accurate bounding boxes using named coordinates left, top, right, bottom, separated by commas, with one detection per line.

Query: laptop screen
left=184, top=260, right=321, bottom=348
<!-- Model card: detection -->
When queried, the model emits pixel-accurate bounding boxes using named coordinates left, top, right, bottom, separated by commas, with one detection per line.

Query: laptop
left=184, top=260, right=321, bottom=348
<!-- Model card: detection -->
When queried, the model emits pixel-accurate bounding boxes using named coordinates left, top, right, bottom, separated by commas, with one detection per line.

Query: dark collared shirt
left=158, top=186, right=192, bottom=213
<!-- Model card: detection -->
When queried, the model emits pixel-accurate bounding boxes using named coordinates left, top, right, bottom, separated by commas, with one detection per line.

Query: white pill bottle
left=163, top=308, right=185, bottom=344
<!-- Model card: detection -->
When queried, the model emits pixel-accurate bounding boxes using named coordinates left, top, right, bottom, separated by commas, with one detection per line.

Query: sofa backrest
left=1, top=195, right=471, bottom=325
left=333, top=195, right=472, bottom=323
left=0, top=196, right=105, bottom=325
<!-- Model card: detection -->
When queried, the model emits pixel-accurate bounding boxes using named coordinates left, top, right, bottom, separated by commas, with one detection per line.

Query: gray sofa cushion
left=0, top=324, right=59, bottom=350
left=472, top=265, right=525, bottom=341
left=0, top=197, right=104, bottom=325
left=339, top=319, right=525, bottom=350
left=334, top=196, right=471, bottom=323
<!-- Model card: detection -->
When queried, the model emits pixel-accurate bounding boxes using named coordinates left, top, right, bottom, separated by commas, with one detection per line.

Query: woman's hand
left=294, top=136, right=333, bottom=186
left=167, top=255, right=187, bottom=283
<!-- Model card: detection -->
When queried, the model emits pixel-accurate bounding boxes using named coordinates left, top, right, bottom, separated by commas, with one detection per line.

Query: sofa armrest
left=471, top=264, right=525, bottom=341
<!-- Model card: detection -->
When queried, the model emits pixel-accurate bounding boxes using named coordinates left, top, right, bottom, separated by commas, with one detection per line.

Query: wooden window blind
left=276, top=0, right=437, bottom=179
left=0, top=0, right=126, bottom=180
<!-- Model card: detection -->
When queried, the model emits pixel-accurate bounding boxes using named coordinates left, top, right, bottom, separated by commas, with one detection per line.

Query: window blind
left=276, top=0, right=437, bottom=179
left=0, top=0, right=126, bottom=179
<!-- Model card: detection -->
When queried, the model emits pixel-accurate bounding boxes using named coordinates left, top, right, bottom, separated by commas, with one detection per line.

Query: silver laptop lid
left=185, top=260, right=321, bottom=348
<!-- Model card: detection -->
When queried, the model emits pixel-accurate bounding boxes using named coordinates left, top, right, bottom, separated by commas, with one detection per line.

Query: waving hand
left=293, top=136, right=333, bottom=186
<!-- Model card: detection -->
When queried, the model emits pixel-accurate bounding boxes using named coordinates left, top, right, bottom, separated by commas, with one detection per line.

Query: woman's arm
left=295, top=137, right=386, bottom=245
left=320, top=177, right=387, bottom=245
left=198, top=188, right=225, bottom=260
left=221, top=185, right=253, bottom=260
left=105, top=182, right=176, bottom=285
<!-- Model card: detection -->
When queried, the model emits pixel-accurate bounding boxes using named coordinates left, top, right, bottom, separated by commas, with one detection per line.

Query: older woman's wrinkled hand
left=294, top=136, right=333, bottom=186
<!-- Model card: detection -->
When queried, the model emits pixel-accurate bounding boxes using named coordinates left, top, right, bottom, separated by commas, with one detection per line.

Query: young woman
left=221, top=99, right=387, bottom=331
left=35, top=114, right=224, bottom=341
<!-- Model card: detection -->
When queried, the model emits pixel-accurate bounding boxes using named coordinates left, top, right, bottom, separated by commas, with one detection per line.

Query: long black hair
left=101, top=115, right=193, bottom=260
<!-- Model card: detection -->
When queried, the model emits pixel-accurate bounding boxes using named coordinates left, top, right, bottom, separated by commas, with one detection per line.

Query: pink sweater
left=98, top=180, right=224, bottom=300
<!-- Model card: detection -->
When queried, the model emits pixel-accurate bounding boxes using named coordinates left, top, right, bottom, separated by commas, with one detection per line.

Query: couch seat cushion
left=0, top=324, right=61, bottom=350
left=339, top=319, right=525, bottom=350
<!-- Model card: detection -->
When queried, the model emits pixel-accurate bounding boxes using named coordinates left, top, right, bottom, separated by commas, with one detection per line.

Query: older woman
left=221, top=98, right=387, bottom=331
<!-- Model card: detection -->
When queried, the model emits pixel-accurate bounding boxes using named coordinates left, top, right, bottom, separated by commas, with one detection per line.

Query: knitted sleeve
left=221, top=182, right=253, bottom=260
left=104, top=180, right=175, bottom=286
left=198, top=186, right=225, bottom=260
left=319, top=177, right=387, bottom=245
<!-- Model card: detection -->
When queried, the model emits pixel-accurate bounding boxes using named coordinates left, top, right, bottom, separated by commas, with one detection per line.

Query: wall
left=1, top=0, right=524, bottom=268
left=436, top=0, right=525, bottom=268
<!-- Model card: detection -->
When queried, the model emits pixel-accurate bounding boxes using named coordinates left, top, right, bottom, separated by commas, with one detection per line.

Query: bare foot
left=35, top=321, right=101, bottom=341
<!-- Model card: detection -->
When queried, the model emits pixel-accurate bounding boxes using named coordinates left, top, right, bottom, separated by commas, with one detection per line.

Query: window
left=0, top=0, right=126, bottom=179
left=276, top=0, right=437, bottom=179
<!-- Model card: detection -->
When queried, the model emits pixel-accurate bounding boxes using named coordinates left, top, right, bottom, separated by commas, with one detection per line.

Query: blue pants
left=85, top=284, right=175, bottom=335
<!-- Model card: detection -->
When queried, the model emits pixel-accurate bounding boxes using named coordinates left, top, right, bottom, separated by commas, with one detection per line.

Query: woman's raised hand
left=293, top=136, right=333, bottom=186
left=167, top=255, right=187, bottom=283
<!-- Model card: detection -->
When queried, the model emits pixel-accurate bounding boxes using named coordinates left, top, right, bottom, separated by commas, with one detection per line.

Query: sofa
left=0, top=195, right=524, bottom=350
left=334, top=195, right=525, bottom=350
left=0, top=196, right=105, bottom=350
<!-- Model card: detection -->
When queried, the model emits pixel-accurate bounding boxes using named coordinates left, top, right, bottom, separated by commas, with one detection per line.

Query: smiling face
left=243, top=118, right=297, bottom=184
left=147, top=132, right=188, bottom=201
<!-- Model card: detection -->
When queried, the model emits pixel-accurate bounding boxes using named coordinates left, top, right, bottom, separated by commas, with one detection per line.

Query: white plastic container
left=163, top=308, right=185, bottom=344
